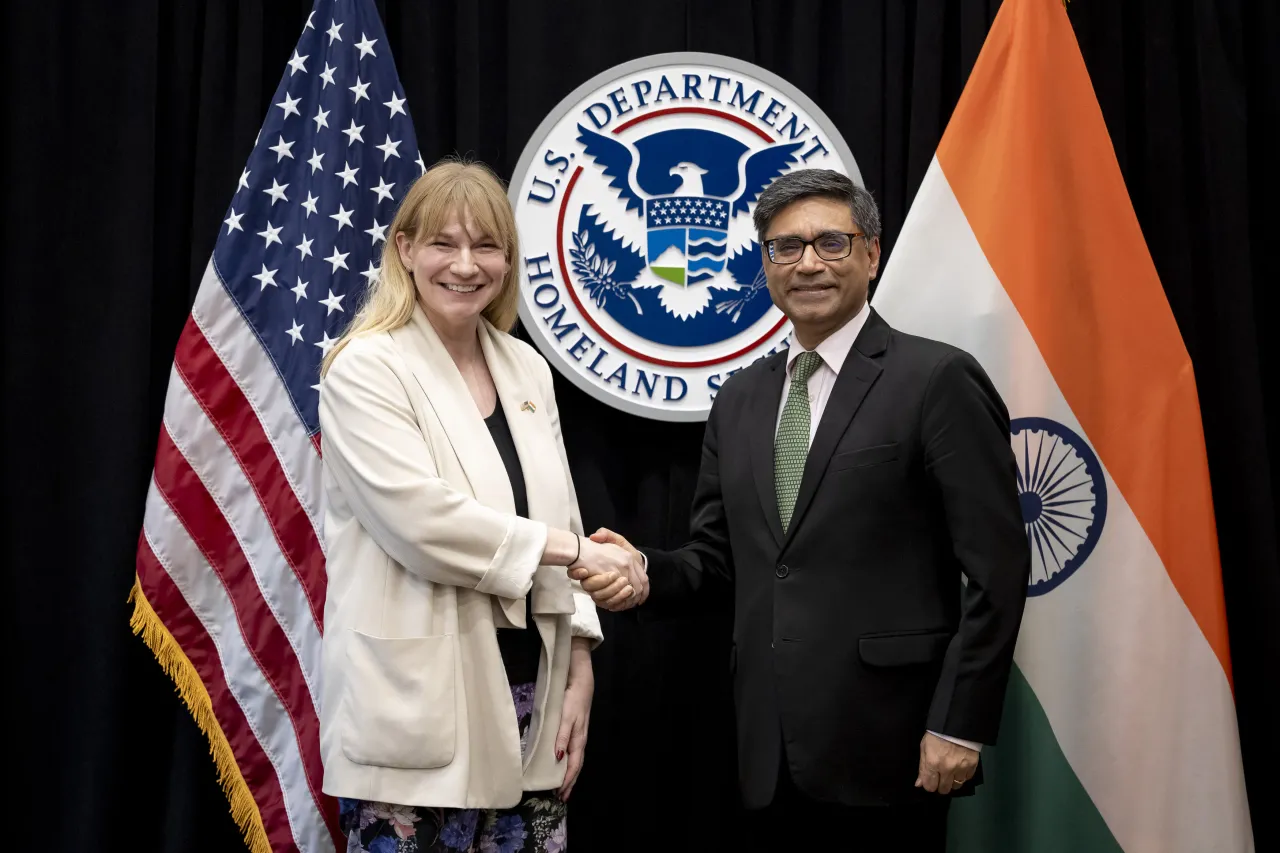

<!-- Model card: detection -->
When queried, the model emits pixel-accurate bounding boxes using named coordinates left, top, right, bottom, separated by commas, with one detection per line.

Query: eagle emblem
left=570, top=125, right=803, bottom=344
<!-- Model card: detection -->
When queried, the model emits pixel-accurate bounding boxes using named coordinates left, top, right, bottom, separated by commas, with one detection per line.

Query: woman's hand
left=571, top=539, right=636, bottom=608
left=555, top=637, right=594, bottom=802
left=543, top=530, right=635, bottom=608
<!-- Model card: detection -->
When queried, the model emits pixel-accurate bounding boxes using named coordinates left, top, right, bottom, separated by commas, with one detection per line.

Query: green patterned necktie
left=775, top=350, right=824, bottom=532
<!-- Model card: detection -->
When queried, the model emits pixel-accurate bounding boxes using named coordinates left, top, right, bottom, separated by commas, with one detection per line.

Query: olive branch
left=714, top=264, right=768, bottom=323
left=570, top=231, right=643, bottom=314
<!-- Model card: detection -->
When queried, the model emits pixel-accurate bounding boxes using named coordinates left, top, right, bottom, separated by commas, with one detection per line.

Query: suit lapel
left=748, top=352, right=789, bottom=549
left=783, top=311, right=891, bottom=547
left=389, top=307, right=515, bottom=516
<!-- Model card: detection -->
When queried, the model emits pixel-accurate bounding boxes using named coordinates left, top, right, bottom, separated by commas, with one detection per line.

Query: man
left=572, top=169, right=1030, bottom=851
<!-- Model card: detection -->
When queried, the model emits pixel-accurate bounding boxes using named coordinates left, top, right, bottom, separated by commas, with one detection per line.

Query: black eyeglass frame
left=764, top=231, right=869, bottom=265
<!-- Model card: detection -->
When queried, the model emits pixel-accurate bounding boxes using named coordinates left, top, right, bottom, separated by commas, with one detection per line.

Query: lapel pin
left=521, top=401, right=537, bottom=413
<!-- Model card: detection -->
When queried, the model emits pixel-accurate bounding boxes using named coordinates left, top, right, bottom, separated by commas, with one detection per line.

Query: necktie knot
left=792, top=350, right=823, bottom=384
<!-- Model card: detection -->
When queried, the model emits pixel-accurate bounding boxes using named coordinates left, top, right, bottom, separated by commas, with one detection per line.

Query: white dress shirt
left=776, top=302, right=982, bottom=754
left=776, top=300, right=872, bottom=440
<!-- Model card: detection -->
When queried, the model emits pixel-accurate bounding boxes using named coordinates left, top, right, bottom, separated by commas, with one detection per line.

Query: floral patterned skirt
left=338, top=682, right=568, bottom=853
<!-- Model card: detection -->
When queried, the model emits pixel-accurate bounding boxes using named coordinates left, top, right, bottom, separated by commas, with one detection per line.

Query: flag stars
left=354, top=33, right=378, bottom=59
left=343, top=119, right=365, bottom=146
left=370, top=177, right=394, bottom=203
left=349, top=76, right=370, bottom=104
left=326, top=19, right=343, bottom=43
left=361, top=262, right=381, bottom=286
left=307, top=148, right=325, bottom=174
left=315, top=331, right=338, bottom=356
left=330, top=204, right=355, bottom=231
left=263, top=178, right=289, bottom=205
left=286, top=319, right=305, bottom=345
left=257, top=221, right=283, bottom=247
left=286, top=51, right=308, bottom=76
left=276, top=92, right=301, bottom=119
left=291, top=276, right=310, bottom=301
left=376, top=135, right=402, bottom=161
left=320, top=289, right=346, bottom=315
left=305, top=11, right=315, bottom=30
left=384, top=92, right=406, bottom=118
left=269, top=135, right=295, bottom=162
left=224, top=208, right=244, bottom=233
left=296, top=235, right=314, bottom=260
left=336, top=161, right=360, bottom=187
left=238, top=169, right=250, bottom=191
left=325, top=247, right=350, bottom=272
left=252, top=264, right=279, bottom=290
left=313, top=106, right=330, bottom=131
left=320, top=63, right=337, bottom=88
left=365, top=219, right=387, bottom=245
left=415, top=152, right=426, bottom=174
left=301, top=191, right=319, bottom=217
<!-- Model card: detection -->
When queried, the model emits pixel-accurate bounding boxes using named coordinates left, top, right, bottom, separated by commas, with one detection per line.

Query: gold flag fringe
left=129, top=576, right=272, bottom=853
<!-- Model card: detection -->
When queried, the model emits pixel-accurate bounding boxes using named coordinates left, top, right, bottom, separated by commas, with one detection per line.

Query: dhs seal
left=511, top=53, right=862, bottom=421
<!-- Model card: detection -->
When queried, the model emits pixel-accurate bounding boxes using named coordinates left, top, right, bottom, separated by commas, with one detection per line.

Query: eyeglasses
left=765, top=232, right=867, bottom=265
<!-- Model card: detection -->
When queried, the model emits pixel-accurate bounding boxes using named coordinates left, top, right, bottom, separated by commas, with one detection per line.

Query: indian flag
left=871, top=1, right=1254, bottom=851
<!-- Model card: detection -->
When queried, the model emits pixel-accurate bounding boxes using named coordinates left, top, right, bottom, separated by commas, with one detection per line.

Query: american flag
left=130, top=1, right=420, bottom=851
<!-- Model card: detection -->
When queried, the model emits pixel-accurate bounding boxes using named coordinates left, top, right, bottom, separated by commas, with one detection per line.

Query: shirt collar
left=785, top=300, right=872, bottom=378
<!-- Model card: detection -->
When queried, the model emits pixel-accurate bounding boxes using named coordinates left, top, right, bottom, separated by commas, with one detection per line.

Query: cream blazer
left=317, top=305, right=603, bottom=809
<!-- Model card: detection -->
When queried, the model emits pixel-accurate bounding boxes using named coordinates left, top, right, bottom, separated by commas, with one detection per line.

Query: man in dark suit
left=571, top=169, right=1030, bottom=851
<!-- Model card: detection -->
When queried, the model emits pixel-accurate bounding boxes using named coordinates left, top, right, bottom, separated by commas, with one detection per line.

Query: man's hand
left=590, top=528, right=648, bottom=607
left=915, top=732, right=979, bottom=795
left=567, top=537, right=635, bottom=610
left=567, top=528, right=649, bottom=611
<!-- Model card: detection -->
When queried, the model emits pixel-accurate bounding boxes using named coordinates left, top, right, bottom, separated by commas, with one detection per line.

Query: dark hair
left=752, top=168, right=882, bottom=242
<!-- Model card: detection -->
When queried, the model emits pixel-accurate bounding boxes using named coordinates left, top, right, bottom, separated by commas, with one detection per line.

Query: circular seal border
left=510, top=52, right=862, bottom=422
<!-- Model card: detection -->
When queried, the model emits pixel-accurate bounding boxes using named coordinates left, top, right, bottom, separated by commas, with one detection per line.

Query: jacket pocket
left=340, top=630, right=457, bottom=769
left=830, top=442, right=899, bottom=471
left=858, top=629, right=952, bottom=667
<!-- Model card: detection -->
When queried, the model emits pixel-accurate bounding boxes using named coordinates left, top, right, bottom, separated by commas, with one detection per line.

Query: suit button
left=776, top=564, right=790, bottom=578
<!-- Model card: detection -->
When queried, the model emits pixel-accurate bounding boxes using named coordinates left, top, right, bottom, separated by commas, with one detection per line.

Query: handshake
left=568, top=529, right=650, bottom=612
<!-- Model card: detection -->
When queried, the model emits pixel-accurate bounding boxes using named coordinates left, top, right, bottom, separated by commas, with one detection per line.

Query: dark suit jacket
left=642, top=309, right=1031, bottom=809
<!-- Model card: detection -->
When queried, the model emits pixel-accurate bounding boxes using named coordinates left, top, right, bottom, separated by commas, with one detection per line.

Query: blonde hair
left=320, top=158, right=520, bottom=376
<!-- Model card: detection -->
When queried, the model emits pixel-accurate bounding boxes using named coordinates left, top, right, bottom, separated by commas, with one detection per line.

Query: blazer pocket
left=830, top=442, right=899, bottom=471
left=858, top=630, right=952, bottom=667
left=341, top=630, right=457, bottom=769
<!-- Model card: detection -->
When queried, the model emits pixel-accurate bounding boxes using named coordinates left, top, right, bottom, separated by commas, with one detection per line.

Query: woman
left=318, top=159, right=637, bottom=852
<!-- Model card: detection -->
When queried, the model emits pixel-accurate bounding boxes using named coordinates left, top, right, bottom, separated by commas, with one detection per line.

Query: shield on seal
left=644, top=194, right=729, bottom=288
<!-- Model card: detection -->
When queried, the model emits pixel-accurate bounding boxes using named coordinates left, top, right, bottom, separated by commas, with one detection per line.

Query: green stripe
left=948, top=664, right=1124, bottom=853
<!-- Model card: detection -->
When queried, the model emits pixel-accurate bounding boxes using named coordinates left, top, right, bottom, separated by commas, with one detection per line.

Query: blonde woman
left=318, top=160, right=640, bottom=852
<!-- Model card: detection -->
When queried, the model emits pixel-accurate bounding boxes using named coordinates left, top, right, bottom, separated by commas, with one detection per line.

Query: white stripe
left=191, top=258, right=325, bottom=550
left=142, top=482, right=333, bottom=853
left=162, top=367, right=323, bottom=709
left=874, top=158, right=1253, bottom=853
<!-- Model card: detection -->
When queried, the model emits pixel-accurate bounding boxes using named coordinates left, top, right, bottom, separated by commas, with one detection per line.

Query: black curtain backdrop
left=6, top=1, right=1276, bottom=851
